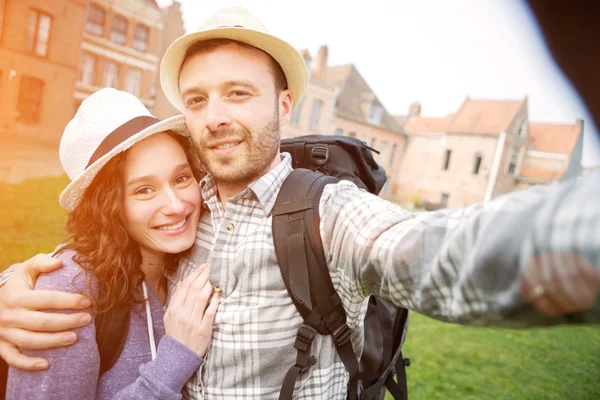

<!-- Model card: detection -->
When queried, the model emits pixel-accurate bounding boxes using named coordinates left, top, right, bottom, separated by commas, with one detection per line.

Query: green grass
left=0, top=175, right=70, bottom=269
left=391, top=313, right=600, bottom=400
left=2, top=176, right=599, bottom=399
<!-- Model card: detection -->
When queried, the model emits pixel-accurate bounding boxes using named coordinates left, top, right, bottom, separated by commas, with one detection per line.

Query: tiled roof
left=447, top=98, right=525, bottom=134
left=403, top=114, right=455, bottom=134
left=528, top=121, right=582, bottom=153
left=321, top=64, right=403, bottom=133
left=519, top=166, right=564, bottom=183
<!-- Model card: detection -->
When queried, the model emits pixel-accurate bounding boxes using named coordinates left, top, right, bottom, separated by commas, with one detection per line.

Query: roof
left=527, top=121, right=582, bottom=153
left=519, top=166, right=564, bottom=183
left=447, top=98, right=525, bottom=134
left=403, top=114, right=455, bottom=134
left=321, top=64, right=403, bottom=133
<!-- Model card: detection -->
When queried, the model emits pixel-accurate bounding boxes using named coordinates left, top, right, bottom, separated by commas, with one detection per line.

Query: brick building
left=74, top=0, right=183, bottom=119
left=0, top=0, right=183, bottom=146
left=0, top=0, right=87, bottom=144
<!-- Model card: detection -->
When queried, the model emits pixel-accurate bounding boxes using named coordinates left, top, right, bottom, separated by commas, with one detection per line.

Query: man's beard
left=197, top=107, right=280, bottom=186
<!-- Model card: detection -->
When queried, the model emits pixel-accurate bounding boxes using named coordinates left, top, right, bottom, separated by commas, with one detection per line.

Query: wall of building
left=74, top=0, right=164, bottom=110
left=0, top=0, right=87, bottom=144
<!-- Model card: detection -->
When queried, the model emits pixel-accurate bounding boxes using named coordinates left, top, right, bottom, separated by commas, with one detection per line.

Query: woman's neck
left=140, top=253, right=167, bottom=305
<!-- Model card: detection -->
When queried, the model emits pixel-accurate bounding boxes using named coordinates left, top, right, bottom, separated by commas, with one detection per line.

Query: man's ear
left=278, top=90, right=293, bottom=127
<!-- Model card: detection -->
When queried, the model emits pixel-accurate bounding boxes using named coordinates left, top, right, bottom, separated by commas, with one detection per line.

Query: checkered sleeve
left=320, top=171, right=600, bottom=328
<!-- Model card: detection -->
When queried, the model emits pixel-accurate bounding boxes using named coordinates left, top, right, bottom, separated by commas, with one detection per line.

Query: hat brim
left=160, top=27, right=308, bottom=113
left=59, top=114, right=190, bottom=212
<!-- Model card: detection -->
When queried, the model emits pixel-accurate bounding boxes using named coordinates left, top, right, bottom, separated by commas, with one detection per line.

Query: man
left=0, top=5, right=599, bottom=399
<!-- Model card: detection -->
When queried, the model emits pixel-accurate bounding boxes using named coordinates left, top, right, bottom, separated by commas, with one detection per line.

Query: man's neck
left=215, top=154, right=281, bottom=210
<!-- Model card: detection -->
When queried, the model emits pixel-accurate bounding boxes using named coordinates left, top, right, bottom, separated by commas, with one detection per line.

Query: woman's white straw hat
left=59, top=88, right=190, bottom=212
left=160, top=6, right=309, bottom=112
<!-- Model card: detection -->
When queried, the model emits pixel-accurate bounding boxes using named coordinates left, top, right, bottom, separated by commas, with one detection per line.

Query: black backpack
left=0, top=280, right=130, bottom=399
left=273, top=135, right=411, bottom=400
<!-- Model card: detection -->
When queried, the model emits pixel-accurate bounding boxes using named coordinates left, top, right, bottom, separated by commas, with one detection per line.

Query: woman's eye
left=135, top=187, right=152, bottom=196
left=175, top=175, right=190, bottom=185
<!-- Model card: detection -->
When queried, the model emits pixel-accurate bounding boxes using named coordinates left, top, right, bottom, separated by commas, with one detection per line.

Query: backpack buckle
left=311, top=145, right=329, bottom=166
left=331, top=323, right=351, bottom=347
left=295, top=324, right=317, bottom=352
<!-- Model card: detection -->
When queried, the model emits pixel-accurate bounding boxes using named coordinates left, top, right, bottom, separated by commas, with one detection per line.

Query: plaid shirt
left=2, top=155, right=598, bottom=399
left=166, top=153, right=600, bottom=399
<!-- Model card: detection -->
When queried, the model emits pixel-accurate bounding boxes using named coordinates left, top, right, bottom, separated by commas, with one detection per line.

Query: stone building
left=282, top=45, right=406, bottom=197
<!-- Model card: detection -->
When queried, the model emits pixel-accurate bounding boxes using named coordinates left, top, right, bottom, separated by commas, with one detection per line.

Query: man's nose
left=206, top=96, right=232, bottom=132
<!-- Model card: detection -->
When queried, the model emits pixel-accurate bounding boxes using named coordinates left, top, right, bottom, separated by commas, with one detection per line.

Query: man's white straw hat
left=160, top=6, right=309, bottom=112
left=59, top=88, right=189, bottom=212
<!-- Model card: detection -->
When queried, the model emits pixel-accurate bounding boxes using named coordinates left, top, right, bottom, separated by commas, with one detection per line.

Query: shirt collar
left=199, top=153, right=293, bottom=216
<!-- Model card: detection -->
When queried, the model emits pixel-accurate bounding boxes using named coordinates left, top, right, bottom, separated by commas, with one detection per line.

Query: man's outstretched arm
left=321, top=171, right=600, bottom=327
left=0, top=254, right=92, bottom=370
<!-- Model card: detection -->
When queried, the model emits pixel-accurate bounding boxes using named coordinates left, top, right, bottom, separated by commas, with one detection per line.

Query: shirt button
left=241, top=192, right=248, bottom=199
left=226, top=223, right=234, bottom=231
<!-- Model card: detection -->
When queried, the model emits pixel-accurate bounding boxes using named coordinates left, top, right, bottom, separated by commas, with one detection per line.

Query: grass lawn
left=2, top=176, right=599, bottom=399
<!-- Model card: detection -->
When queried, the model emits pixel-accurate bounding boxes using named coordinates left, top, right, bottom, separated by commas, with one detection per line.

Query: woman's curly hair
left=58, top=132, right=204, bottom=314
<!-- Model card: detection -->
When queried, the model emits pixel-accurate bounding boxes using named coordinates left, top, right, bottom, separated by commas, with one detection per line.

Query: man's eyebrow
left=224, top=80, right=259, bottom=91
left=126, top=163, right=190, bottom=187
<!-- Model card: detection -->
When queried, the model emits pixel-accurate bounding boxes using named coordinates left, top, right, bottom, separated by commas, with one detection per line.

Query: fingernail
left=80, top=314, right=92, bottom=325
left=63, top=333, right=76, bottom=343
left=80, top=299, right=91, bottom=308
left=35, top=362, right=48, bottom=369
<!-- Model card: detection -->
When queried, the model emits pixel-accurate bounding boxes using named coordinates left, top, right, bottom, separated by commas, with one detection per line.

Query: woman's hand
left=164, top=265, right=220, bottom=357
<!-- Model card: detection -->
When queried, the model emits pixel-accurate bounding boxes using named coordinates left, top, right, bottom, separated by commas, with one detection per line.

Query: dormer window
left=367, top=102, right=383, bottom=125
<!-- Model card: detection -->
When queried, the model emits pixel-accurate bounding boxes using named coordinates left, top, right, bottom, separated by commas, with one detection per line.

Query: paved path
left=0, top=142, right=64, bottom=184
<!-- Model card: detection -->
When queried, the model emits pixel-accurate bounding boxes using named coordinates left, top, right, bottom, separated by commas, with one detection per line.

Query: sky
left=157, top=0, right=600, bottom=167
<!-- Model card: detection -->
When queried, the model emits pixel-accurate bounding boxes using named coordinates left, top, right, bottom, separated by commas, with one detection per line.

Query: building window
left=389, top=143, right=397, bottom=167
left=309, top=99, right=323, bottom=131
left=78, top=53, right=96, bottom=85
left=370, top=137, right=376, bottom=148
left=132, top=24, right=149, bottom=52
left=378, top=141, right=388, bottom=165
left=103, top=61, right=120, bottom=88
left=443, top=149, right=452, bottom=170
left=507, top=147, right=520, bottom=175
left=335, top=128, right=343, bottom=136
left=290, top=99, right=303, bottom=126
left=440, top=193, right=450, bottom=208
left=473, top=154, right=482, bottom=175
left=18, top=76, right=44, bottom=123
left=125, top=68, right=142, bottom=97
left=86, top=4, right=105, bottom=36
left=367, top=103, right=383, bottom=125
left=110, top=15, right=128, bottom=45
left=348, top=131, right=356, bottom=137
left=24, top=10, right=52, bottom=57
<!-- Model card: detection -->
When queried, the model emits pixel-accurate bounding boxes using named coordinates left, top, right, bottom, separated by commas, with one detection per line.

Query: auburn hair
left=58, top=132, right=204, bottom=314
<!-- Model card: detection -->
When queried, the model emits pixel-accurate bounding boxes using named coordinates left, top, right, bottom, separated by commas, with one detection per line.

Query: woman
left=7, top=88, right=216, bottom=399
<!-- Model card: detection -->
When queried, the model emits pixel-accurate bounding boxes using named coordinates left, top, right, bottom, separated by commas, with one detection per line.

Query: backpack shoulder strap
left=272, top=168, right=360, bottom=400
left=95, top=300, right=130, bottom=376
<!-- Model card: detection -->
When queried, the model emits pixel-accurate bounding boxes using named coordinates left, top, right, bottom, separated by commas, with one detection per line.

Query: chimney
left=409, top=102, right=421, bottom=117
left=312, top=45, right=328, bottom=79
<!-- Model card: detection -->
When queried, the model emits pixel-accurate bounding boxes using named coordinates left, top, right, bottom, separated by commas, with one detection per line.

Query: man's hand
left=520, top=252, right=600, bottom=316
left=0, top=254, right=92, bottom=370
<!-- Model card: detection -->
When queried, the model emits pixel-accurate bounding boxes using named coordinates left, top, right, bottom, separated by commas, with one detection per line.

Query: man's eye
left=230, top=91, right=249, bottom=97
left=186, top=97, right=205, bottom=107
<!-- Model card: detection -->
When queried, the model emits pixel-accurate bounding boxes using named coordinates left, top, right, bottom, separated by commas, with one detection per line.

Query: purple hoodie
left=6, top=251, right=203, bottom=400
